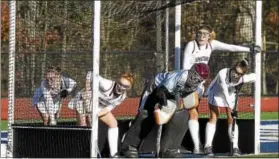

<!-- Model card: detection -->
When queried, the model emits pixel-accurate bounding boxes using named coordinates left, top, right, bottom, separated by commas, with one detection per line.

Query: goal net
left=3, top=0, right=271, bottom=157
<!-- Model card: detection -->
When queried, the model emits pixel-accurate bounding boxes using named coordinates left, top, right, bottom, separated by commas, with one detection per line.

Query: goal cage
left=2, top=0, right=270, bottom=158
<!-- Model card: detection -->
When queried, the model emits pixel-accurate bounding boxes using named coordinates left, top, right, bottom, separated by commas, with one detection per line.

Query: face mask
left=230, top=68, right=243, bottom=83
left=46, top=72, right=60, bottom=89
left=115, top=81, right=130, bottom=94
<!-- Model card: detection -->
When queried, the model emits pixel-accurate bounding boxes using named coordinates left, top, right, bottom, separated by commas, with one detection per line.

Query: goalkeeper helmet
left=195, top=63, right=210, bottom=80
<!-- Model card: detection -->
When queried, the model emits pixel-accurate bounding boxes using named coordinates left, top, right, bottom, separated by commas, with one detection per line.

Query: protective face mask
left=230, top=69, right=242, bottom=84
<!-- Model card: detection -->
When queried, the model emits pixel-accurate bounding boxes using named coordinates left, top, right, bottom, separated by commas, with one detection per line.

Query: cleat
left=159, top=149, right=184, bottom=158
left=204, top=146, right=214, bottom=157
left=121, top=145, right=138, bottom=158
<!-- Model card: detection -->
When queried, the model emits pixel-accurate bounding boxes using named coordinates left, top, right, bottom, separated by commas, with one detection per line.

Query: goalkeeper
left=68, top=72, right=134, bottom=157
left=120, top=63, right=210, bottom=158
left=32, top=66, right=77, bottom=125
left=203, top=59, right=256, bottom=157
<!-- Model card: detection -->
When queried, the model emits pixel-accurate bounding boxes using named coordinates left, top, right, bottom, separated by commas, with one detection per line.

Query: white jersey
left=207, top=68, right=255, bottom=109
left=86, top=71, right=127, bottom=111
left=33, top=75, right=77, bottom=114
left=183, top=40, right=250, bottom=70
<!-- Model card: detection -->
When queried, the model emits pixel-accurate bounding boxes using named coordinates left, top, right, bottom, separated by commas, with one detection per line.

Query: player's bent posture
left=183, top=24, right=261, bottom=154
left=69, top=72, right=134, bottom=157
left=204, top=59, right=256, bottom=157
left=120, top=63, right=210, bottom=158
left=32, top=66, right=77, bottom=125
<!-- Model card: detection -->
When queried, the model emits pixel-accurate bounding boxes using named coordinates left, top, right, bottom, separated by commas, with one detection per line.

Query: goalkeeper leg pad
left=160, top=109, right=189, bottom=151
left=121, top=110, right=149, bottom=157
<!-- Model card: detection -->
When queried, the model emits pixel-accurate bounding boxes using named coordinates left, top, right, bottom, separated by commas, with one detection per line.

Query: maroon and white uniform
left=206, top=68, right=255, bottom=109
left=183, top=40, right=250, bottom=97
left=69, top=71, right=127, bottom=114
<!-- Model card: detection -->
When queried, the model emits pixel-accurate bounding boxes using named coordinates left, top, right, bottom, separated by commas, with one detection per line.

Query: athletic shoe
left=193, top=147, right=204, bottom=155
left=204, top=146, right=214, bottom=157
left=120, top=145, right=138, bottom=158
left=110, top=153, right=121, bottom=158
left=49, top=119, right=57, bottom=126
left=232, top=148, right=241, bottom=157
left=159, top=149, right=184, bottom=158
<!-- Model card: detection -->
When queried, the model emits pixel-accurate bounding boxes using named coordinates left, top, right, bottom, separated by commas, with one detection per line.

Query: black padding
left=160, top=109, right=189, bottom=150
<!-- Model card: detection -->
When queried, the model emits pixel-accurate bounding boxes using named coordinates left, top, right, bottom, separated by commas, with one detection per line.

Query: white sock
left=189, top=119, right=200, bottom=150
left=108, top=127, right=119, bottom=156
left=205, top=122, right=216, bottom=148
left=228, top=124, right=239, bottom=149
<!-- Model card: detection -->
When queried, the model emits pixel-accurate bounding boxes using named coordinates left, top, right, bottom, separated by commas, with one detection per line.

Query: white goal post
left=91, top=0, right=101, bottom=157
left=254, top=0, right=262, bottom=155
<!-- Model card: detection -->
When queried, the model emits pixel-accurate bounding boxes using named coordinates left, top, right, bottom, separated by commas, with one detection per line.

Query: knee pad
left=160, top=109, right=189, bottom=150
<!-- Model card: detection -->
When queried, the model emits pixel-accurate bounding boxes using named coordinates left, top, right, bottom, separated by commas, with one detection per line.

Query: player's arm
left=65, top=77, right=77, bottom=93
left=82, top=71, right=93, bottom=107
left=60, top=77, right=77, bottom=98
left=241, top=73, right=256, bottom=84
left=211, top=40, right=250, bottom=52
left=219, top=70, right=234, bottom=108
left=183, top=41, right=195, bottom=70
left=85, top=71, right=92, bottom=92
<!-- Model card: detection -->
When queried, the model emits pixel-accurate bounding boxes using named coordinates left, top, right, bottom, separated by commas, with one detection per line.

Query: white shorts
left=33, top=87, right=62, bottom=115
left=68, top=90, right=104, bottom=115
left=208, top=92, right=236, bottom=109
left=195, top=81, right=205, bottom=99
left=37, top=101, right=61, bottom=115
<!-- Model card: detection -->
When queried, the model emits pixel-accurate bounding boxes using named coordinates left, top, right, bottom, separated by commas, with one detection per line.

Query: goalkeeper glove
left=60, top=89, right=69, bottom=98
left=250, top=44, right=261, bottom=54
left=155, top=86, right=169, bottom=107
left=231, top=110, right=238, bottom=118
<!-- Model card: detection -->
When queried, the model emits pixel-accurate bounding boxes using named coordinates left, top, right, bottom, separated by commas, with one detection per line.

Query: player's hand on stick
left=60, top=89, right=69, bottom=98
left=231, top=110, right=238, bottom=118
left=250, top=44, right=261, bottom=54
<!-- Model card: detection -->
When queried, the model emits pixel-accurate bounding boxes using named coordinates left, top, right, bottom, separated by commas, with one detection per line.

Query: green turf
left=242, top=153, right=279, bottom=158
left=1, top=120, right=7, bottom=130
left=261, top=112, right=279, bottom=120
left=199, top=112, right=278, bottom=120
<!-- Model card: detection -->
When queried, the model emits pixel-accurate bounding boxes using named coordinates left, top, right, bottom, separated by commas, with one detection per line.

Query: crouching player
left=32, top=66, right=77, bottom=125
left=204, top=59, right=256, bottom=156
left=120, top=63, right=210, bottom=158
left=69, top=71, right=134, bottom=157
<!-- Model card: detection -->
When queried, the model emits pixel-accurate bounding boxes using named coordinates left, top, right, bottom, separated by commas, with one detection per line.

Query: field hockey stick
left=230, top=84, right=243, bottom=155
